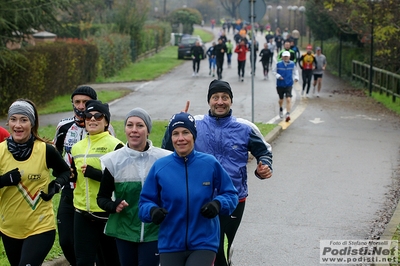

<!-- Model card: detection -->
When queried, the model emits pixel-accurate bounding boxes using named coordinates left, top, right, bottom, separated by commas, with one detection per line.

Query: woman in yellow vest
left=0, top=99, right=70, bottom=266
left=71, top=100, right=124, bottom=266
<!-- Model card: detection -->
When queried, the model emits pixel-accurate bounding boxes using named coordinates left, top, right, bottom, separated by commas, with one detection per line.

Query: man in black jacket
left=213, top=38, right=227, bottom=80
left=190, top=41, right=204, bottom=77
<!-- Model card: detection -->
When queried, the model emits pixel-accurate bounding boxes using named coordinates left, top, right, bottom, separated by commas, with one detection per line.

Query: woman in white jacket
left=97, top=108, right=171, bottom=266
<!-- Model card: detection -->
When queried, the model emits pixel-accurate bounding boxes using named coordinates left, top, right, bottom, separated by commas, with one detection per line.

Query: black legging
left=261, top=60, right=270, bottom=76
left=214, top=201, right=246, bottom=266
left=116, top=238, right=159, bottom=266
left=216, top=59, right=224, bottom=79
left=1, top=230, right=55, bottom=266
left=74, top=209, right=120, bottom=266
left=269, top=52, right=274, bottom=66
left=302, top=69, right=313, bottom=93
left=192, top=59, right=200, bottom=73
left=57, top=188, right=76, bottom=266
left=160, top=250, right=216, bottom=266
left=237, top=60, right=246, bottom=78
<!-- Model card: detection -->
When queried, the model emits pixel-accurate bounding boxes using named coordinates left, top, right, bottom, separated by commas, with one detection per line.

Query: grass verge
left=391, top=226, right=400, bottom=265
left=95, top=28, right=214, bottom=83
left=371, top=91, right=400, bottom=116
left=38, top=89, right=132, bottom=115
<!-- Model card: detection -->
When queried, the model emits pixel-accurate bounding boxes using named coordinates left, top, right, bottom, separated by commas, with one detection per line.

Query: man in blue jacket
left=162, top=79, right=273, bottom=266
left=273, top=51, right=299, bottom=122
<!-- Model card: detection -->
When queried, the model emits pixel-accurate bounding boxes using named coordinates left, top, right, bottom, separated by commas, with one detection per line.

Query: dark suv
left=177, top=35, right=207, bottom=59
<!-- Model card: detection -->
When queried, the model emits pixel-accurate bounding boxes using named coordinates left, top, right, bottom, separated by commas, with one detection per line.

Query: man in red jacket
left=234, top=39, right=248, bottom=82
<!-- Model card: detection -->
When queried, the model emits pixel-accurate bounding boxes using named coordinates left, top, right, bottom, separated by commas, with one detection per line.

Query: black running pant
left=261, top=60, right=270, bottom=76
left=160, top=250, right=216, bottom=266
left=192, top=58, right=200, bottom=73
left=302, top=69, right=313, bottom=93
left=57, top=188, right=76, bottom=265
left=1, top=230, right=55, bottom=266
left=74, top=210, right=120, bottom=266
left=116, top=238, right=159, bottom=266
left=269, top=52, right=274, bottom=66
left=214, top=201, right=246, bottom=266
left=237, top=60, right=246, bottom=78
left=216, top=59, right=224, bottom=79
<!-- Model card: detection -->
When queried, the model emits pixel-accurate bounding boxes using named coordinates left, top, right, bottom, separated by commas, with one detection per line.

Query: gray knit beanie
left=125, top=108, right=152, bottom=133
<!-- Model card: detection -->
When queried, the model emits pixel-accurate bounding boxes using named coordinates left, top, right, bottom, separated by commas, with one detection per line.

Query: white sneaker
left=192, top=72, right=196, bottom=77
left=301, top=90, right=305, bottom=96
left=279, top=110, right=283, bottom=118
left=317, top=92, right=320, bottom=97
left=285, top=113, right=291, bottom=122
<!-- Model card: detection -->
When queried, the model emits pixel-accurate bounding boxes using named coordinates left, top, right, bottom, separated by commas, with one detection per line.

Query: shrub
left=88, top=33, right=131, bottom=78
left=0, top=41, right=98, bottom=116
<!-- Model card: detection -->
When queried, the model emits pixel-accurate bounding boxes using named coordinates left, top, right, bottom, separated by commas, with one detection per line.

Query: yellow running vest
left=72, top=132, right=123, bottom=212
left=0, top=141, right=54, bottom=239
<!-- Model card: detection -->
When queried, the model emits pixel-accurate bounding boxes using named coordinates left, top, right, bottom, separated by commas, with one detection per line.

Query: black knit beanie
left=207, top=79, right=233, bottom=103
left=85, top=100, right=110, bottom=124
left=71, top=86, right=97, bottom=100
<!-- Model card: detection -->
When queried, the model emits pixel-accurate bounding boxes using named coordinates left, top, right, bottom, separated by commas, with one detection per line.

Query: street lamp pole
left=287, top=6, right=292, bottom=30
left=267, top=5, right=272, bottom=27
left=277, top=5, right=282, bottom=29
left=369, top=2, right=375, bottom=96
left=292, top=5, right=298, bottom=30
left=299, top=6, right=306, bottom=47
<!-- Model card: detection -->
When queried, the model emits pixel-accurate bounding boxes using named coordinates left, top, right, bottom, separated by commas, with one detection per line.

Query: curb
left=380, top=203, right=400, bottom=241
left=264, top=124, right=283, bottom=144
left=371, top=202, right=400, bottom=266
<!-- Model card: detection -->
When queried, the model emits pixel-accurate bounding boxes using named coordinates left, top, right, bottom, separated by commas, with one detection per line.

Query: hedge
left=0, top=41, right=98, bottom=116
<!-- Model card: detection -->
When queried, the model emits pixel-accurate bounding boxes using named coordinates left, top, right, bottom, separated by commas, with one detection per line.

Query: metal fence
left=352, top=60, right=400, bottom=103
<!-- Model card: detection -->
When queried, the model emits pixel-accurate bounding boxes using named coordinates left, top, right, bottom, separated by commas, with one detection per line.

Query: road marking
left=310, top=118, right=324, bottom=124
left=340, top=114, right=380, bottom=121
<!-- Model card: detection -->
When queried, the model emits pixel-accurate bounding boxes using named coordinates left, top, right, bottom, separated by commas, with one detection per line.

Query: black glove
left=150, top=207, right=168, bottom=225
left=201, top=200, right=221, bottom=219
left=40, top=180, right=61, bottom=201
left=84, top=165, right=102, bottom=182
left=0, top=168, right=21, bottom=188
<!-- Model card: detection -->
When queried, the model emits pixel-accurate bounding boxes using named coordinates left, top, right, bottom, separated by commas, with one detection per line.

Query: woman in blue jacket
left=139, top=112, right=238, bottom=266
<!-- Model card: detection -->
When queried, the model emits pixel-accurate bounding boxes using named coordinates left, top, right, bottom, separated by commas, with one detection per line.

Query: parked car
left=177, top=35, right=207, bottom=60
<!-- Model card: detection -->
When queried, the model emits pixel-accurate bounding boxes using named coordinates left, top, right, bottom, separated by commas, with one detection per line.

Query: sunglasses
left=85, top=113, right=104, bottom=121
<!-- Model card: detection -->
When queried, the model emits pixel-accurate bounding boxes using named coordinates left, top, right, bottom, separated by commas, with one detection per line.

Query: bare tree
left=219, top=0, right=240, bottom=19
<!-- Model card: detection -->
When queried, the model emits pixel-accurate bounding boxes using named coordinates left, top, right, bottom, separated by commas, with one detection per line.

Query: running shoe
left=285, top=113, right=291, bottom=122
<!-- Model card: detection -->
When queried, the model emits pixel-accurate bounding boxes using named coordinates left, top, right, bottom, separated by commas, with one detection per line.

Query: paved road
left=8, top=27, right=400, bottom=265
left=232, top=72, right=400, bottom=265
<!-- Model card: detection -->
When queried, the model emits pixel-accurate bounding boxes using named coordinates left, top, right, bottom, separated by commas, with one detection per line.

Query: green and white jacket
left=97, top=140, right=171, bottom=242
